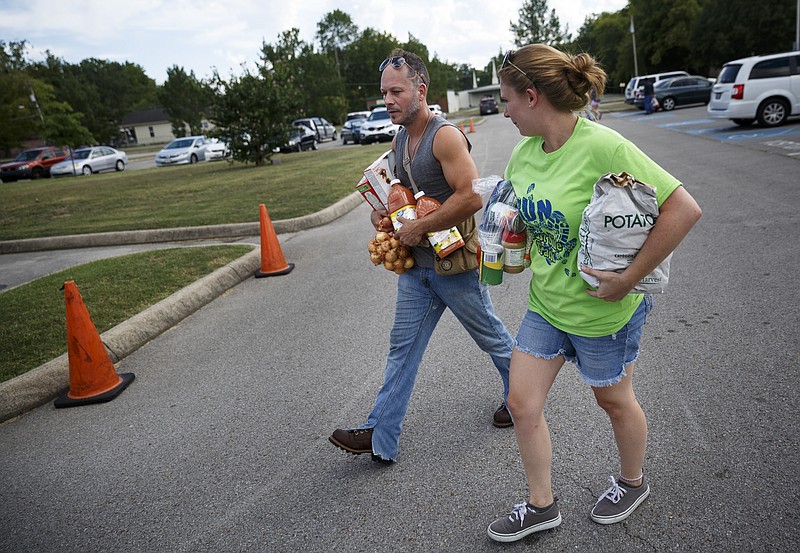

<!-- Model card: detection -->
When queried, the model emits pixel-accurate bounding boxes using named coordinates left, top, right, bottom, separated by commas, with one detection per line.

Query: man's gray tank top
left=394, top=116, right=471, bottom=268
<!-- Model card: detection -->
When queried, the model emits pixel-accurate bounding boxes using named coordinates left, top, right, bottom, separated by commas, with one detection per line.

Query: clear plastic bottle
left=414, top=191, right=464, bottom=258
left=387, top=179, right=417, bottom=232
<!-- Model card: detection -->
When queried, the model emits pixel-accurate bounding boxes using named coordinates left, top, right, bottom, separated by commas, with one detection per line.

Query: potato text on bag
left=578, top=172, right=671, bottom=294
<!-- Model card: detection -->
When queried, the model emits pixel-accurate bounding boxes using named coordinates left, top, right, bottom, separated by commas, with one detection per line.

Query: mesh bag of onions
left=368, top=231, right=415, bottom=275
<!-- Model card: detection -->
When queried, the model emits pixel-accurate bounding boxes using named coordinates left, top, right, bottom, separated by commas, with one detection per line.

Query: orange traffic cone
left=255, top=203, right=294, bottom=278
left=469, top=117, right=475, bottom=133
left=459, top=121, right=466, bottom=133
left=54, top=281, right=134, bottom=408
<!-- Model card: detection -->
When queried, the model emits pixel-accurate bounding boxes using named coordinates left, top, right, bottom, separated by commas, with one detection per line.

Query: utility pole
left=29, top=85, right=44, bottom=125
left=630, top=15, right=639, bottom=76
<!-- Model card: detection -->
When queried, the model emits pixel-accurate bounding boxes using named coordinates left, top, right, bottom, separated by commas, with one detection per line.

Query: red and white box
left=356, top=151, right=394, bottom=210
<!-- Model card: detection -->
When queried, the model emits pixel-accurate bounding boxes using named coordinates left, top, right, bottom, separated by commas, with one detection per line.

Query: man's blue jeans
left=360, top=267, right=513, bottom=461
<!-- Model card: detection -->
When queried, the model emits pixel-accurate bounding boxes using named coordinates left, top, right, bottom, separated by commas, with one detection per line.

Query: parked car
left=634, top=76, right=713, bottom=111
left=480, top=96, right=499, bottom=115
left=279, top=126, right=318, bottom=153
left=346, top=110, right=372, bottom=121
left=154, top=136, right=208, bottom=166
left=203, top=138, right=230, bottom=161
left=708, top=50, right=800, bottom=127
left=50, top=146, right=127, bottom=177
left=0, top=146, right=70, bottom=182
left=293, top=117, right=337, bottom=142
left=624, top=71, right=691, bottom=104
left=341, top=117, right=367, bottom=145
left=428, top=104, right=446, bottom=118
left=359, top=108, right=401, bottom=145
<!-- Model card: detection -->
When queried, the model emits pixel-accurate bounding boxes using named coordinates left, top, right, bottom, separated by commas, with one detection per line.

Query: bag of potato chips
left=578, top=172, right=671, bottom=294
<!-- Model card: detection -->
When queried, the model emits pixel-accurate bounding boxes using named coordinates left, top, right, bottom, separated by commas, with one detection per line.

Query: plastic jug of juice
left=387, top=179, right=417, bottom=232
left=414, top=191, right=465, bottom=258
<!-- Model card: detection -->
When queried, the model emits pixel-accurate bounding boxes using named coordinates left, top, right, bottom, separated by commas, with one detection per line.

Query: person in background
left=328, top=48, right=515, bottom=463
left=486, top=44, right=701, bottom=543
left=643, top=77, right=655, bottom=115
left=589, top=86, right=601, bottom=120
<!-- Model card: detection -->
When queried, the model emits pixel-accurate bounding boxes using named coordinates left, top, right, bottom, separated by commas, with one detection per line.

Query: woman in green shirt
left=487, top=45, right=702, bottom=543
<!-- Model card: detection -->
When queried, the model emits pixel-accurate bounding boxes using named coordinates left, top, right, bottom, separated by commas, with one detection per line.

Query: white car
left=708, top=50, right=800, bottom=127
left=359, top=108, right=401, bottom=145
left=346, top=110, right=372, bottom=121
left=204, top=138, right=230, bottom=161
left=624, top=71, right=690, bottom=104
left=428, top=104, right=446, bottom=118
left=154, top=136, right=208, bottom=166
left=50, top=146, right=127, bottom=177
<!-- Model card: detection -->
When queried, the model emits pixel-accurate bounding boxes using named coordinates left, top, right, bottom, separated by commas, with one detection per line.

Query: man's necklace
left=409, top=113, right=433, bottom=161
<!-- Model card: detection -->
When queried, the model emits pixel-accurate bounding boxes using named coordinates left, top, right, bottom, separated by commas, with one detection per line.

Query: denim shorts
left=514, top=295, right=653, bottom=387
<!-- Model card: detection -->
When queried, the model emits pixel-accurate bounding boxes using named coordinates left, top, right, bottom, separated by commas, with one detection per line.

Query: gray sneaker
left=487, top=500, right=561, bottom=543
left=590, top=475, right=650, bottom=525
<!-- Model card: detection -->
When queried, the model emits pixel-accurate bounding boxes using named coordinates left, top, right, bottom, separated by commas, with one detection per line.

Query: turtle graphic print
left=517, top=182, right=577, bottom=274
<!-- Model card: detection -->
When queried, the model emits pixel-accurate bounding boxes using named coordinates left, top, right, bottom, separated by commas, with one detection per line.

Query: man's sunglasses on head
left=379, top=56, right=426, bottom=84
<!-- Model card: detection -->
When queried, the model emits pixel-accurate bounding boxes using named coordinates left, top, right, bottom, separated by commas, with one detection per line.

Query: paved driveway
left=1, top=112, right=798, bottom=552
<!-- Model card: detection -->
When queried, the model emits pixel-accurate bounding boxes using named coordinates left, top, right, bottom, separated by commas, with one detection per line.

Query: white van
left=707, top=51, right=800, bottom=127
left=624, top=71, right=690, bottom=104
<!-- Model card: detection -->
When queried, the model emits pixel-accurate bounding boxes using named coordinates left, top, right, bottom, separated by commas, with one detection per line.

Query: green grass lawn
left=0, top=144, right=388, bottom=240
left=0, top=245, right=253, bottom=383
left=1, top=146, right=389, bottom=383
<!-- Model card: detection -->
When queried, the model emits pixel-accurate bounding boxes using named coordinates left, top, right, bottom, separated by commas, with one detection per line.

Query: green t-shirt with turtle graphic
left=504, top=117, right=681, bottom=337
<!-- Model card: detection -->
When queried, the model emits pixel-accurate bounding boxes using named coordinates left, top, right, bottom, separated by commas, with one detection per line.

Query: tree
left=294, top=40, right=347, bottom=124
left=339, top=28, right=399, bottom=110
left=159, top=66, right=213, bottom=136
left=31, top=56, right=158, bottom=144
left=510, top=0, right=571, bottom=47
left=426, top=56, right=461, bottom=106
left=316, top=9, right=359, bottom=79
left=571, top=11, right=633, bottom=91
left=628, top=0, right=702, bottom=74
left=31, top=80, right=95, bottom=147
left=691, top=0, right=797, bottom=74
left=0, top=41, right=37, bottom=153
left=0, top=41, right=92, bottom=152
left=210, top=30, right=304, bottom=166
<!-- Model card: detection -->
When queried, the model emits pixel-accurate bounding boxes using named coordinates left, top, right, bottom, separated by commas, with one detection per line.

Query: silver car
left=50, top=146, right=128, bottom=177
left=154, top=136, right=208, bottom=166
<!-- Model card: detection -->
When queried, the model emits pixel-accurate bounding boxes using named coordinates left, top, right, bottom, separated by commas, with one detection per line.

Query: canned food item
left=479, top=244, right=504, bottom=285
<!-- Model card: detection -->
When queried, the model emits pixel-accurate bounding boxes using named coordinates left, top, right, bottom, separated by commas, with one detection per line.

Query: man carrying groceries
left=329, top=49, right=515, bottom=463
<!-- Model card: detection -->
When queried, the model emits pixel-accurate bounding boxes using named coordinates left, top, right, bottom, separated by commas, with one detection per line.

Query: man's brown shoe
left=329, top=428, right=373, bottom=454
left=493, top=402, right=514, bottom=428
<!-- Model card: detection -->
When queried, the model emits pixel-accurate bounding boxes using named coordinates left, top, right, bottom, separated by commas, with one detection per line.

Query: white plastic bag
left=578, top=172, right=671, bottom=294
left=472, top=177, right=524, bottom=249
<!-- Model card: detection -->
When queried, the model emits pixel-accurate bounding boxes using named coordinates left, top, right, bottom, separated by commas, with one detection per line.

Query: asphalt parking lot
left=611, top=103, right=800, bottom=159
left=1, top=109, right=798, bottom=552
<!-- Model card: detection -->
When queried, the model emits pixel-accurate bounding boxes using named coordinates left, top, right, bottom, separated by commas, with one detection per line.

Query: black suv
left=480, top=96, right=499, bottom=115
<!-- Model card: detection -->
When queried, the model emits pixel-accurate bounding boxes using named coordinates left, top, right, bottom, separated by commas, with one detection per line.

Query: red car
left=1, top=146, right=71, bottom=182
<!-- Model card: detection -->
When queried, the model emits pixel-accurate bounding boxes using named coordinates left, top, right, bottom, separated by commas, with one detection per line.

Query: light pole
left=29, top=85, right=44, bottom=125
left=630, top=15, right=639, bottom=76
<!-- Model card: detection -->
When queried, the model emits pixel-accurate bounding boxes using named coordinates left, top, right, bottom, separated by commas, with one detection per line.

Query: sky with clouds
left=1, top=0, right=628, bottom=84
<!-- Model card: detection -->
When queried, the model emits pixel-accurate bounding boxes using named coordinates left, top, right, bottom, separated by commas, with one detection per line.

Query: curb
left=0, top=191, right=365, bottom=423
left=0, top=191, right=365, bottom=254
